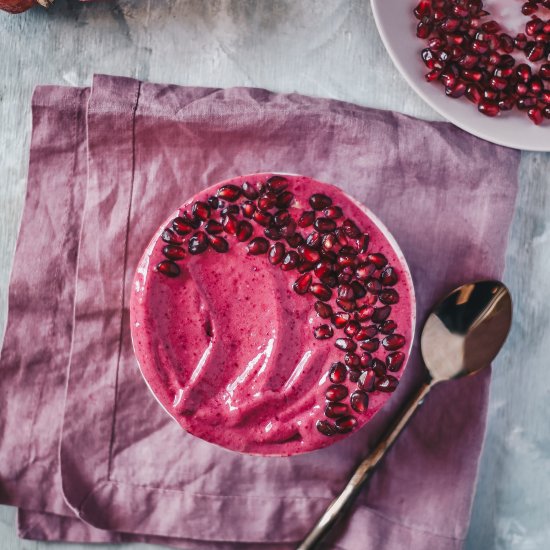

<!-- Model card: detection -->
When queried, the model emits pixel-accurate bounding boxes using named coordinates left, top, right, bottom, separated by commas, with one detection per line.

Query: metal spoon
left=297, top=280, right=512, bottom=550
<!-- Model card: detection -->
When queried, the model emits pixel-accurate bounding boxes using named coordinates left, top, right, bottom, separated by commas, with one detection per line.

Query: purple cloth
left=0, top=74, right=520, bottom=549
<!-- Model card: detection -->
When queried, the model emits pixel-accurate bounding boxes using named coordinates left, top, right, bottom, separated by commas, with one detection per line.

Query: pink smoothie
left=130, top=174, right=415, bottom=456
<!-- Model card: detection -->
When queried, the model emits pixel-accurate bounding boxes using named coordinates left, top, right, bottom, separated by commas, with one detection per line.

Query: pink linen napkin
left=0, top=74, right=520, bottom=549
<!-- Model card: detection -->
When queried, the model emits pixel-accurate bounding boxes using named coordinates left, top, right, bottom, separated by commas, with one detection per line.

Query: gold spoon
left=298, top=280, right=513, bottom=550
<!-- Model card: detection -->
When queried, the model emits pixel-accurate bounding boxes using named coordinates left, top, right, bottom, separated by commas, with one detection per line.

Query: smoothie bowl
left=130, top=173, right=415, bottom=456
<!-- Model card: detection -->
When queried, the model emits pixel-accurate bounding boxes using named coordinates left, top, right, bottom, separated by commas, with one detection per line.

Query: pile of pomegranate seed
left=154, top=175, right=407, bottom=437
left=415, top=0, right=550, bottom=124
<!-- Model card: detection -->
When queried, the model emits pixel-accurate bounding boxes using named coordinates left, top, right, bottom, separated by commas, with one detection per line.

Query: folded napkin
left=0, top=74, right=520, bottom=549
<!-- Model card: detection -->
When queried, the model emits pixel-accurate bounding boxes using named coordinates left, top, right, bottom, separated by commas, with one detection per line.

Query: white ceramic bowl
left=371, top=0, right=550, bottom=151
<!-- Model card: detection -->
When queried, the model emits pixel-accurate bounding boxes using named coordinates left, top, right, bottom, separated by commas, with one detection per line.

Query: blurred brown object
left=0, top=0, right=52, bottom=13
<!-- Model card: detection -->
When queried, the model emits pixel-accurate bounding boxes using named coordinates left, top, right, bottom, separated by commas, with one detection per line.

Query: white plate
left=371, top=0, right=550, bottom=151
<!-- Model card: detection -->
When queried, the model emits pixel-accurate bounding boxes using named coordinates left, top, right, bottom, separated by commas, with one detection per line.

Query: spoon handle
left=296, top=381, right=432, bottom=550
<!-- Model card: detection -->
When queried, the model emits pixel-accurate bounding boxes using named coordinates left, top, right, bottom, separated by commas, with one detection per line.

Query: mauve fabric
left=0, top=74, right=520, bottom=549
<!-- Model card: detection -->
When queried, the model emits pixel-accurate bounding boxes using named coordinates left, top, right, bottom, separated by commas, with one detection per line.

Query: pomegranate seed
left=241, top=201, right=256, bottom=218
left=221, top=205, right=239, bottom=217
left=416, top=20, right=433, bottom=39
left=376, top=375, right=399, bottom=393
left=483, top=89, right=499, bottom=101
left=522, top=2, right=538, bottom=16
left=356, top=305, right=374, bottom=322
left=326, top=384, right=348, bottom=402
left=371, top=358, right=386, bottom=377
left=516, top=82, right=529, bottom=97
left=516, top=63, right=532, bottom=83
left=498, top=96, right=515, bottom=111
left=336, top=254, right=356, bottom=269
left=514, top=33, right=528, bottom=49
left=358, top=369, right=375, bottom=392
left=344, top=320, right=361, bottom=337
left=306, top=232, right=322, bottom=250
left=382, top=334, right=406, bottom=351
left=359, top=352, right=372, bottom=369
left=161, top=228, right=184, bottom=245
left=332, top=312, right=350, bottom=328
left=425, top=69, right=442, bottom=82
left=297, top=260, right=316, bottom=273
left=323, top=206, right=343, bottom=219
left=335, top=415, right=357, bottom=433
left=494, top=67, right=513, bottom=79
left=441, top=17, right=461, bottom=32
left=216, top=184, right=241, bottom=201
left=481, top=20, right=500, bottom=34
left=321, top=233, right=337, bottom=252
left=329, top=362, right=347, bottom=384
left=338, top=283, right=354, bottom=300
left=207, top=196, right=219, bottom=209
left=413, top=0, right=431, bottom=20
left=325, top=402, right=348, bottom=419
left=309, top=193, right=332, bottom=211
left=155, top=260, right=180, bottom=277
left=241, top=181, right=259, bottom=199
left=386, top=351, right=406, bottom=372
left=498, top=55, right=515, bottom=69
left=489, top=76, right=507, bottom=91
left=335, top=338, right=357, bottom=352
left=351, top=281, right=366, bottom=299
left=355, top=325, right=378, bottom=341
left=272, top=210, right=290, bottom=227
left=526, top=42, right=545, bottom=61
left=526, top=18, right=543, bottom=36
left=280, top=219, right=297, bottom=237
left=297, top=245, right=321, bottom=263
left=298, top=210, right=316, bottom=228
left=314, top=301, right=333, bottom=319
left=222, top=214, right=239, bottom=235
left=313, top=218, right=337, bottom=233
left=276, top=191, right=294, bottom=209
left=204, top=220, right=223, bottom=235
left=347, top=366, right=361, bottom=382
left=210, top=236, right=229, bottom=253
left=281, top=250, right=301, bottom=271
left=345, top=353, right=361, bottom=368
left=336, top=298, right=356, bottom=312
left=285, top=233, right=304, bottom=248
left=233, top=220, right=251, bottom=242
left=541, top=91, right=550, bottom=105
left=498, top=33, right=515, bottom=53
left=314, top=324, right=334, bottom=340
left=517, top=97, right=538, bottom=110
left=360, top=338, right=380, bottom=352
left=379, top=319, right=397, bottom=334
left=264, top=226, right=282, bottom=240
left=257, top=192, right=277, bottom=212
left=266, top=175, right=288, bottom=194
left=314, top=260, right=332, bottom=278
left=310, top=283, right=332, bottom=301
left=528, top=107, right=544, bottom=125
left=355, top=262, right=375, bottom=280
left=188, top=232, right=209, bottom=255
left=247, top=237, right=269, bottom=255
left=428, top=36, right=446, bottom=51
left=293, top=273, right=312, bottom=295
left=530, top=77, right=544, bottom=95
left=366, top=253, right=387, bottom=269
left=162, top=245, right=185, bottom=261
left=458, top=54, right=479, bottom=70
left=354, top=234, right=370, bottom=254
left=250, top=210, right=270, bottom=228
left=379, top=289, right=400, bottom=305
left=478, top=100, right=500, bottom=117
left=316, top=420, right=336, bottom=436
left=192, top=201, right=210, bottom=221
left=350, top=391, right=369, bottom=413
left=372, top=305, right=391, bottom=323
left=172, top=217, right=193, bottom=235
left=365, top=278, right=382, bottom=294
left=471, top=39, right=489, bottom=54
left=543, top=106, right=550, bottom=119
left=380, top=266, right=398, bottom=286
left=342, top=219, right=361, bottom=238
left=540, top=64, right=550, bottom=81
left=268, top=242, right=285, bottom=265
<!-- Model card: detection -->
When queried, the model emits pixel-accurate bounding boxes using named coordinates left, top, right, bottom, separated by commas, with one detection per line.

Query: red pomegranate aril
left=306, top=232, right=322, bottom=250
left=360, top=338, right=380, bottom=352
left=428, top=36, right=447, bottom=51
left=321, top=233, right=338, bottom=251
left=516, top=82, right=529, bottom=97
left=497, top=54, right=515, bottom=69
left=414, top=0, right=430, bottom=20
left=325, top=402, right=349, bottom=419
left=517, top=97, right=538, bottom=110
left=355, top=262, right=375, bottom=280
left=522, top=2, right=539, bottom=16
left=172, top=216, right=193, bottom=236
left=379, top=319, right=397, bottom=334
left=481, top=20, right=500, bottom=34
left=372, top=305, right=391, bottom=323
left=376, top=375, right=399, bottom=393
left=379, top=289, right=400, bottom=305
left=351, top=281, right=367, bottom=299
left=155, top=260, right=180, bottom=277
left=386, top=351, right=406, bottom=372
left=252, top=210, right=272, bottom=227
left=309, top=282, right=332, bottom=301
left=461, top=69, right=483, bottom=83
left=344, top=320, right=361, bottom=337
left=342, top=219, right=361, bottom=238
left=337, top=270, right=352, bottom=285
left=247, top=237, right=269, bottom=255
left=316, top=420, right=336, bottom=436
left=345, top=353, right=361, bottom=368
left=541, top=91, right=550, bottom=105
left=526, top=42, right=545, bottom=61
left=298, top=210, right=316, bottom=228
left=272, top=210, right=291, bottom=228
left=321, top=205, right=343, bottom=219
left=188, top=232, right=209, bottom=255
left=365, top=293, right=378, bottom=306
left=371, top=358, right=386, bottom=377
left=494, top=67, right=513, bottom=79
left=417, top=19, right=433, bottom=39
left=264, top=226, right=283, bottom=240
left=258, top=192, right=277, bottom=212
left=314, top=260, right=333, bottom=279
left=458, top=53, right=479, bottom=70
left=380, top=266, right=398, bottom=286
left=530, top=77, right=544, bottom=95
left=210, top=236, right=229, bottom=253
left=321, top=273, right=338, bottom=288
left=335, top=415, right=357, bottom=433
left=515, top=33, right=528, bottom=49
left=335, top=338, right=357, bottom=352
left=526, top=18, right=543, bottom=36
left=281, top=250, right=301, bottom=271
left=355, top=325, right=378, bottom=341
left=471, top=39, right=489, bottom=54
left=161, top=228, right=184, bottom=245
left=297, top=260, right=315, bottom=274
left=192, top=201, right=210, bottom=221
left=207, top=196, right=219, bottom=209
left=338, top=283, right=354, bottom=300
left=162, top=244, right=185, bottom=261
left=221, top=205, right=239, bottom=217
left=359, top=352, right=372, bottom=369
left=216, top=184, right=241, bottom=202
left=329, top=362, right=347, bottom=384
left=280, top=219, right=297, bottom=238
left=483, top=89, right=499, bottom=102
left=314, top=324, right=334, bottom=340
left=543, top=106, right=550, bottom=119
left=382, top=334, right=406, bottom=351
left=309, top=193, right=332, bottom=211
left=516, top=63, right=532, bottom=83
left=489, top=76, right=507, bottom=91
left=276, top=191, right=294, bottom=209
left=332, top=312, right=351, bottom=329
left=315, top=301, right=333, bottom=319
left=204, top=220, right=222, bottom=235
left=354, top=234, right=369, bottom=254
left=293, top=273, right=312, bottom=295
left=499, top=33, right=515, bottom=53
left=499, top=96, right=515, bottom=111
left=266, top=175, right=289, bottom=194
left=326, top=384, right=348, bottom=402
left=297, top=245, right=320, bottom=263
left=233, top=220, right=251, bottom=242
left=268, top=242, right=285, bottom=265
left=241, top=181, right=259, bottom=200
left=366, top=278, right=382, bottom=294
left=528, top=107, right=544, bottom=125
left=336, top=254, right=356, bottom=269
left=356, top=305, right=374, bottom=322
left=540, top=64, right=550, bottom=81
left=313, top=217, right=337, bottom=233
left=358, top=369, right=375, bottom=392
left=222, top=214, right=238, bottom=235
left=241, top=201, right=256, bottom=219
left=367, top=253, right=387, bottom=269
left=336, top=298, right=356, bottom=313
left=425, top=69, right=442, bottom=82
left=350, top=391, right=369, bottom=414
left=478, top=100, right=500, bottom=117
left=441, top=17, right=461, bottom=32
left=285, top=233, right=304, bottom=248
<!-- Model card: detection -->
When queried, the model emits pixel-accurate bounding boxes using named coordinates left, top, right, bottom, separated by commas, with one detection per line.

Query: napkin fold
left=0, top=74, right=520, bottom=549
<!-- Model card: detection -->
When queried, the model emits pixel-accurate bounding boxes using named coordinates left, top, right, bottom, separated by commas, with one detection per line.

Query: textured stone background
left=0, top=1, right=549, bottom=549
